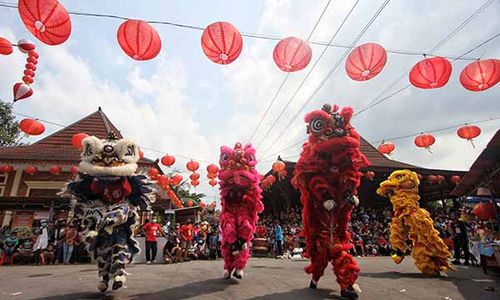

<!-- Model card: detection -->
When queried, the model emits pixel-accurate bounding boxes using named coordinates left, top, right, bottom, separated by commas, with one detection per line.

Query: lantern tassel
left=426, top=147, right=433, bottom=154
left=469, top=139, right=476, bottom=149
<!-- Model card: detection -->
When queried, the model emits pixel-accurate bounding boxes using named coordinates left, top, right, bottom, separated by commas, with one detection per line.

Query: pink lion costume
left=218, top=142, right=264, bottom=279
left=292, top=104, right=370, bottom=299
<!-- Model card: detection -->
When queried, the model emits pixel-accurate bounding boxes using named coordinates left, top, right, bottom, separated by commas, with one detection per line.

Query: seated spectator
left=4, top=231, right=19, bottom=262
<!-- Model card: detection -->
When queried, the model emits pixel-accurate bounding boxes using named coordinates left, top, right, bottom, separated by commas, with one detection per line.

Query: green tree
left=0, top=101, right=20, bottom=146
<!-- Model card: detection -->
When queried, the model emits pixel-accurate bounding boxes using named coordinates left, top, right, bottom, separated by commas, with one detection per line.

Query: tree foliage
left=0, top=101, right=20, bottom=146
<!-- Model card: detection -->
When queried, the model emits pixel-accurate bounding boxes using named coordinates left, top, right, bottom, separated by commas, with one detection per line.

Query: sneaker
left=309, top=280, right=317, bottom=289
left=146, top=261, right=151, bottom=265
left=233, top=269, right=244, bottom=279
left=222, top=269, right=232, bottom=279
left=340, top=286, right=359, bottom=299
left=152, top=260, right=156, bottom=264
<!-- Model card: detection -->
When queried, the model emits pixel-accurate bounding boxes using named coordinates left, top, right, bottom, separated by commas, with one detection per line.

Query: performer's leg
left=97, top=259, right=110, bottom=292
left=151, top=241, right=158, bottom=262
left=110, top=243, right=129, bottom=290
left=305, top=247, right=328, bottom=288
left=221, top=213, right=238, bottom=245
left=221, top=242, right=234, bottom=279
left=332, top=250, right=360, bottom=299
left=232, top=245, right=250, bottom=279
left=145, top=241, right=151, bottom=262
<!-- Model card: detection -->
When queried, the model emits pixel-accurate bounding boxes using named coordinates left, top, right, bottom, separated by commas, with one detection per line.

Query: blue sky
left=1, top=0, right=499, bottom=201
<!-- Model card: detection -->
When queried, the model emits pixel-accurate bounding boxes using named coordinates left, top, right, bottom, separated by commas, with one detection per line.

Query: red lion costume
left=292, top=104, right=370, bottom=299
left=218, top=142, right=264, bottom=279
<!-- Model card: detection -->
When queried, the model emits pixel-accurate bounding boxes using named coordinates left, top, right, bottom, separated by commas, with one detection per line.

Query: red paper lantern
left=191, top=179, right=200, bottom=187
left=0, top=165, right=14, bottom=173
left=0, top=37, right=13, bottom=55
left=147, top=168, right=159, bottom=179
left=49, top=165, right=61, bottom=175
left=186, top=200, right=194, bottom=207
left=415, top=134, right=436, bottom=151
left=377, top=142, right=395, bottom=155
left=417, top=173, right=423, bottom=181
left=71, top=133, right=89, bottom=149
left=13, top=82, right=33, bottom=102
left=450, top=175, right=461, bottom=185
left=24, top=165, right=38, bottom=175
left=409, top=57, right=452, bottom=89
left=70, top=166, right=79, bottom=174
left=267, top=175, right=276, bottom=185
left=161, top=154, right=176, bottom=167
left=207, top=164, right=219, bottom=174
left=199, top=202, right=206, bottom=208
left=209, top=179, right=218, bottom=187
left=273, top=37, right=312, bottom=72
left=364, top=171, right=375, bottom=181
left=19, top=118, right=45, bottom=136
left=117, top=20, right=162, bottom=61
left=472, top=202, right=496, bottom=221
left=426, top=175, right=438, bottom=185
left=201, top=21, right=243, bottom=65
left=138, top=150, right=144, bottom=160
left=157, top=175, right=170, bottom=187
left=460, top=59, right=500, bottom=92
left=207, top=172, right=218, bottom=179
left=189, top=172, right=201, bottom=180
left=17, top=39, right=35, bottom=53
left=186, top=160, right=200, bottom=172
left=277, top=169, right=288, bottom=180
left=436, top=175, right=445, bottom=184
left=272, top=161, right=286, bottom=172
left=346, top=43, right=387, bottom=81
left=18, top=0, right=71, bottom=45
left=171, top=174, right=183, bottom=186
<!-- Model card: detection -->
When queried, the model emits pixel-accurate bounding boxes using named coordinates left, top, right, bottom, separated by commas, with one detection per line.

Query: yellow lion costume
left=377, top=170, right=454, bottom=275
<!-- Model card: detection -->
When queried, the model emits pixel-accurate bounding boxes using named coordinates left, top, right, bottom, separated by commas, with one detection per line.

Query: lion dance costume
left=61, top=133, right=155, bottom=292
left=292, top=104, right=369, bottom=299
left=218, top=142, right=263, bottom=279
left=377, top=170, right=454, bottom=275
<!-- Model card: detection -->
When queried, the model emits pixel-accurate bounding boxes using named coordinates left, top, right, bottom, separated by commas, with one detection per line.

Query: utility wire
left=259, top=0, right=391, bottom=158
left=246, top=0, right=333, bottom=143
left=0, top=2, right=480, bottom=61
left=253, top=0, right=362, bottom=151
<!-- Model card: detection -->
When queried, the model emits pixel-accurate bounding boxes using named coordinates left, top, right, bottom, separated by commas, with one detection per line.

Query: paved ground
left=0, top=257, right=499, bottom=300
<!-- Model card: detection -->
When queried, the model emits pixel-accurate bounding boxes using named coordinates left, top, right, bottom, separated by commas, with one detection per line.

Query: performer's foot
left=97, top=281, right=108, bottom=292
left=391, top=254, right=404, bottom=264
left=112, top=275, right=126, bottom=290
left=309, top=279, right=317, bottom=289
left=451, top=260, right=461, bottom=265
left=233, top=269, right=244, bottom=279
left=340, top=286, right=359, bottom=299
left=222, top=269, right=232, bottom=279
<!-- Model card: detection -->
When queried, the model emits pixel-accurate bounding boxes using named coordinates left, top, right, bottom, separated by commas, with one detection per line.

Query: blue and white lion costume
left=61, top=132, right=155, bottom=292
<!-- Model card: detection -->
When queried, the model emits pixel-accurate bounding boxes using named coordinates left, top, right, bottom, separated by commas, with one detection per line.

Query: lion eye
left=84, top=144, right=93, bottom=156
left=396, top=175, right=403, bottom=180
left=310, top=118, right=325, bottom=133
left=126, top=145, right=135, bottom=156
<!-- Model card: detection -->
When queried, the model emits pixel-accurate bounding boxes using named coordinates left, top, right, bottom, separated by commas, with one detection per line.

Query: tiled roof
left=358, top=136, right=417, bottom=170
left=0, top=108, right=154, bottom=166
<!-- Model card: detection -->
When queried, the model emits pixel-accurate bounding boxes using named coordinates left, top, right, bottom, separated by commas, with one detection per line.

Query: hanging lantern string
left=0, top=1, right=483, bottom=62
left=11, top=111, right=214, bottom=164
left=257, top=0, right=391, bottom=158
left=353, top=31, right=500, bottom=118
left=245, top=0, right=334, bottom=144
left=260, top=117, right=500, bottom=162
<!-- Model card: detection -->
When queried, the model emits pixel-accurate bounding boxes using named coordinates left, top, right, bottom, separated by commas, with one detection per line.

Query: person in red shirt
left=179, top=219, right=194, bottom=261
left=142, top=219, right=165, bottom=264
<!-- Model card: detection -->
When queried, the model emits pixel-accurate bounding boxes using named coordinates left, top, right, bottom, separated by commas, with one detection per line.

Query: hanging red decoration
left=266, top=175, right=276, bottom=185
left=71, top=133, right=89, bottom=149
left=17, top=39, right=35, bottom=53
left=436, top=175, right=445, bottom=184
left=0, top=37, right=13, bottom=55
left=199, top=202, right=206, bottom=208
left=18, top=0, right=72, bottom=45
left=19, top=118, right=45, bottom=136
left=415, top=134, right=436, bottom=152
left=201, top=21, right=243, bottom=65
left=70, top=166, right=79, bottom=174
left=138, top=150, right=144, bottom=160
left=191, top=179, right=200, bottom=187
left=364, top=171, right=375, bottom=181
left=24, top=165, right=38, bottom=175
left=209, top=179, right=218, bottom=187
left=457, top=125, right=481, bottom=149
left=472, top=202, right=496, bottom=221
left=210, top=201, right=217, bottom=209
left=272, top=161, right=286, bottom=172
left=346, top=43, right=387, bottom=81
left=273, top=36, right=312, bottom=72
left=417, top=173, right=423, bottom=181
left=147, top=168, right=159, bottom=179
left=0, top=165, right=14, bottom=173
left=409, top=57, right=452, bottom=89
left=161, top=154, right=176, bottom=167
left=186, top=200, right=194, bottom=207
left=156, top=175, right=170, bottom=187
left=49, top=165, right=61, bottom=175
left=450, top=175, right=461, bottom=185
left=207, top=172, right=217, bottom=179
left=171, top=174, right=183, bottom=186
left=377, top=142, right=395, bottom=155
left=13, top=82, right=33, bottom=102
left=426, top=175, right=438, bottom=185
left=117, top=20, right=162, bottom=61
left=459, top=59, right=500, bottom=92
left=206, top=164, right=219, bottom=174
left=186, top=160, right=200, bottom=172
left=277, top=169, right=287, bottom=180
left=189, top=172, right=200, bottom=180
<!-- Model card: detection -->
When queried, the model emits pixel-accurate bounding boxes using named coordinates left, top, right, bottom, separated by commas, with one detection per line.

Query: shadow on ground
left=247, top=287, right=345, bottom=300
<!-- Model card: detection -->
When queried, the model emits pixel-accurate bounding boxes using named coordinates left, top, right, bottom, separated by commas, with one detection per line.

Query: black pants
left=454, top=237, right=470, bottom=262
left=276, top=240, right=283, bottom=256
left=145, top=241, right=157, bottom=262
